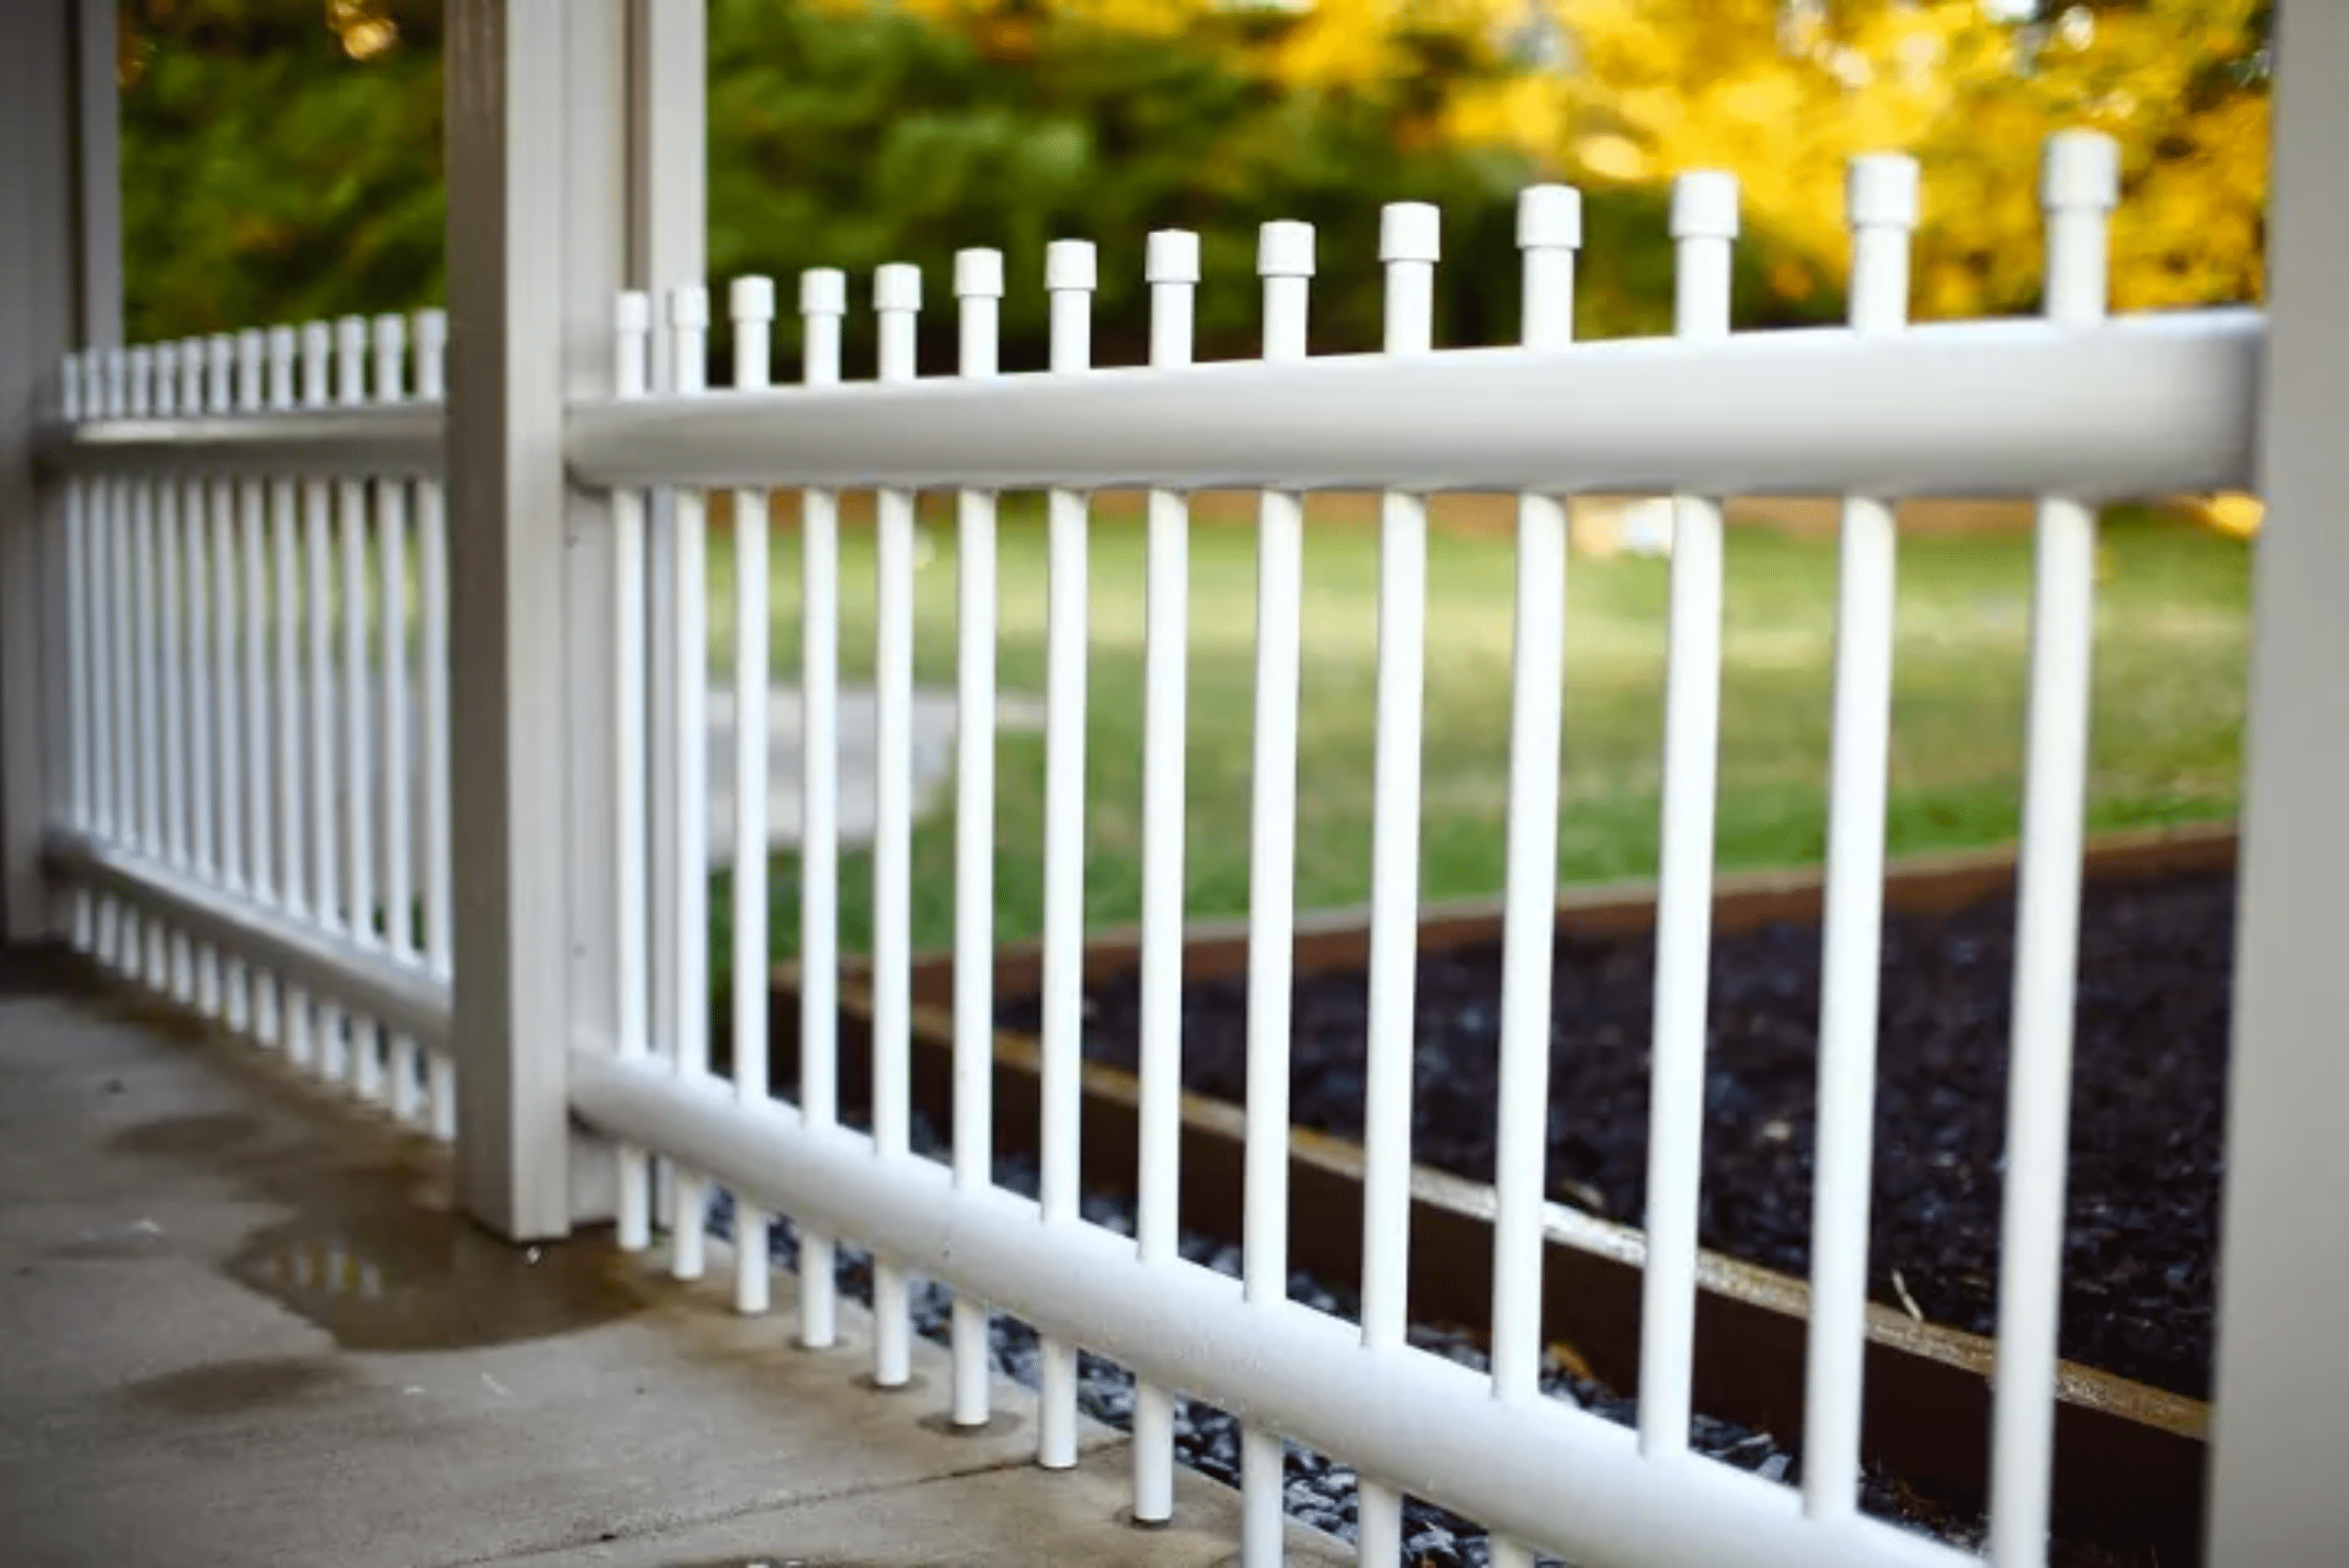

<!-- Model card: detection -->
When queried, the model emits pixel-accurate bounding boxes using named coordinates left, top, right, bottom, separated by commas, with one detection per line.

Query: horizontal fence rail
left=570, top=1050, right=1970, bottom=1568
left=564, top=308, right=2259, bottom=500
left=39, top=405, right=444, bottom=481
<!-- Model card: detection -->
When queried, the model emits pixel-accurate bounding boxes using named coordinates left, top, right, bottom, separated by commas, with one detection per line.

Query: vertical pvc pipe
left=187, top=341, right=222, bottom=1013
left=237, top=328, right=278, bottom=1047
left=373, top=315, right=419, bottom=1120
left=1130, top=226, right=1200, bottom=1529
left=1240, top=217, right=1315, bottom=1568
left=271, top=326, right=315, bottom=1069
left=61, top=355, right=94, bottom=952
left=207, top=333, right=248, bottom=1032
left=133, top=343, right=165, bottom=987
left=1486, top=182, right=1581, bottom=1568
left=729, top=274, right=777, bottom=1316
left=154, top=342, right=193, bottom=1003
left=337, top=316, right=382, bottom=1099
left=1637, top=170, right=1740, bottom=1461
left=950, top=245, right=1005, bottom=1429
left=1038, top=237, right=1097, bottom=1474
left=871, top=259, right=922, bottom=1390
left=668, top=284, right=713, bottom=1284
left=303, top=321, right=345, bottom=1080
left=797, top=267, right=848, bottom=1351
left=415, top=308, right=456, bottom=1140
left=83, top=355, right=120, bottom=966
left=119, top=347, right=153, bottom=983
left=1357, top=200, right=1441, bottom=1568
left=1803, top=153, right=1919, bottom=1523
left=613, top=292, right=654, bottom=1249
left=1989, top=129, right=2118, bottom=1568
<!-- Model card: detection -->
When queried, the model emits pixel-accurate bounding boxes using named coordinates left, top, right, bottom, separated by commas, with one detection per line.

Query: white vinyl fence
left=38, top=129, right=2261, bottom=1568
left=45, top=314, right=456, bottom=1139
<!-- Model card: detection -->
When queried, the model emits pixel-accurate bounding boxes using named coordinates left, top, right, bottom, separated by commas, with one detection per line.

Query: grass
left=703, top=498, right=2250, bottom=975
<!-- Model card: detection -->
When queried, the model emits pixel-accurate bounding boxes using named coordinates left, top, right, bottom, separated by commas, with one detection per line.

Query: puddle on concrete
left=120, top=1354, right=352, bottom=1418
left=107, top=1111, right=648, bottom=1353
left=223, top=1199, right=648, bottom=1353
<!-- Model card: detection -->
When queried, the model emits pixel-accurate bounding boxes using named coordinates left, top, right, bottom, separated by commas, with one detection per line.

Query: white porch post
left=0, top=0, right=117, bottom=946
left=2206, top=1, right=2349, bottom=1561
left=444, top=0, right=634, bottom=1239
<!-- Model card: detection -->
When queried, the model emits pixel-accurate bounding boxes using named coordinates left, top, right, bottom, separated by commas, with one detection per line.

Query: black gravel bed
left=1004, top=870, right=2233, bottom=1401
left=702, top=1119, right=2150, bottom=1567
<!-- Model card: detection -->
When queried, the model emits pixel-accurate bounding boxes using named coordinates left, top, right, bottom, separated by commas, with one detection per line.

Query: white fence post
left=2207, top=2, right=2349, bottom=1560
left=444, top=0, right=632, bottom=1240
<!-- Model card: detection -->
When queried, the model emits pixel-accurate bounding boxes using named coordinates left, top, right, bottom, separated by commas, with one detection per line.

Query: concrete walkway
left=0, top=954, right=1340, bottom=1567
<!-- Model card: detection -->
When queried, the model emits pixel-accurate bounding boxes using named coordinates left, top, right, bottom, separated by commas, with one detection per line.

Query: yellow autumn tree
left=824, top=0, right=1537, bottom=100
left=1541, top=0, right=2268, bottom=317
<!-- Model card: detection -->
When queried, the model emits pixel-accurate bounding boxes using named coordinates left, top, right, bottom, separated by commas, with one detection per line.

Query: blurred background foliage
left=117, top=0, right=2267, bottom=365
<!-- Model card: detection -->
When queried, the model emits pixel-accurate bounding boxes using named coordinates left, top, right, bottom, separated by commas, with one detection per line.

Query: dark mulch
left=1006, top=870, right=2233, bottom=1400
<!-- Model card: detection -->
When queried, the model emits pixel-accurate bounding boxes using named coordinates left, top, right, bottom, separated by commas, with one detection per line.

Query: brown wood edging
left=769, top=821, right=2235, bottom=1562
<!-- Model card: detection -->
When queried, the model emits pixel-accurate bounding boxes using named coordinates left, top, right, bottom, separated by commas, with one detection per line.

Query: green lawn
left=706, top=501, right=2249, bottom=973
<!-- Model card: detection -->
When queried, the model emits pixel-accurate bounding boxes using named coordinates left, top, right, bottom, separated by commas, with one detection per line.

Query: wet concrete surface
left=0, top=950, right=1344, bottom=1567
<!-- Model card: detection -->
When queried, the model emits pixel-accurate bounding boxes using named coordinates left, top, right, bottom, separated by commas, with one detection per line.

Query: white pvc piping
left=302, top=322, right=348, bottom=1083
left=666, top=284, right=713, bottom=1287
left=1240, top=215, right=1314, bottom=1568
left=1485, top=181, right=1580, bottom=1568
left=567, top=1051, right=1971, bottom=1568
left=1038, top=236, right=1097, bottom=1473
left=41, top=403, right=443, bottom=480
left=374, top=316, right=418, bottom=1121
left=336, top=316, right=383, bottom=1104
left=269, top=327, right=317, bottom=1071
left=950, top=246, right=1005, bottom=1431
left=1357, top=198, right=1441, bottom=1568
left=48, top=829, right=451, bottom=1049
left=728, top=274, right=777, bottom=1318
left=612, top=292, right=655, bottom=1253
left=1990, top=129, right=2119, bottom=1568
left=1639, top=170, right=1740, bottom=1461
left=235, top=330, right=274, bottom=1048
left=796, top=268, right=848, bottom=1352
left=416, top=312, right=457, bottom=1141
left=565, top=309, right=2257, bottom=500
left=206, top=334, right=247, bottom=1034
left=1133, top=226, right=1199, bottom=1528
left=1803, top=153, right=1919, bottom=1521
left=871, top=261, right=921, bottom=1389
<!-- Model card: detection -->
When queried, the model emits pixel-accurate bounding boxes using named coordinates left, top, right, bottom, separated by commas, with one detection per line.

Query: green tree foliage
left=118, top=0, right=443, bottom=342
left=119, top=0, right=1832, bottom=364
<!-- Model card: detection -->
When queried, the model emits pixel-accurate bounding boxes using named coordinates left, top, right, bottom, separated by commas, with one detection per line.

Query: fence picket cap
left=235, top=332, right=266, bottom=415
left=373, top=316, right=407, bottom=404
left=206, top=336, right=234, bottom=417
left=265, top=328, right=297, bottom=413
left=415, top=309, right=449, bottom=403
left=299, top=325, right=331, bottom=411
left=333, top=317, right=368, bottom=407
